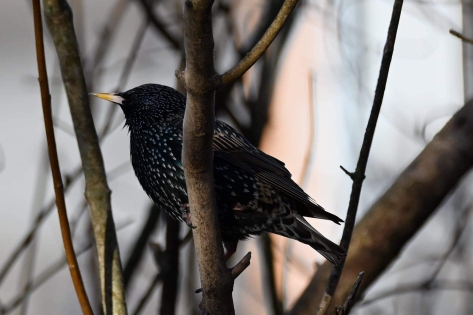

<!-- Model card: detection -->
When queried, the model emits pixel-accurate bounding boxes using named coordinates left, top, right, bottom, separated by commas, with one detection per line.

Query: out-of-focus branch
left=99, top=19, right=150, bottom=138
left=450, top=29, right=473, bottom=46
left=356, top=205, right=471, bottom=311
left=131, top=273, right=162, bottom=315
left=137, top=0, right=180, bottom=50
left=215, top=0, right=299, bottom=88
left=2, top=239, right=95, bottom=315
left=31, top=0, right=92, bottom=314
left=123, top=204, right=160, bottom=289
left=160, top=217, right=180, bottom=315
left=313, top=1, right=404, bottom=314
left=131, top=230, right=192, bottom=315
left=42, top=1, right=127, bottom=314
left=360, top=280, right=473, bottom=307
left=288, top=99, right=473, bottom=314
left=334, top=272, right=364, bottom=315
left=2, top=220, right=132, bottom=315
left=260, top=235, right=283, bottom=315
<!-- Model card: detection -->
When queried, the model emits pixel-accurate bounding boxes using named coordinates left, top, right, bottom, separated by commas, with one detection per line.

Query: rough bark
left=181, top=1, right=235, bottom=314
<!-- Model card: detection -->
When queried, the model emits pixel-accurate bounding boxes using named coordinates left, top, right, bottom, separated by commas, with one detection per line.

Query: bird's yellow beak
left=90, top=93, right=124, bottom=105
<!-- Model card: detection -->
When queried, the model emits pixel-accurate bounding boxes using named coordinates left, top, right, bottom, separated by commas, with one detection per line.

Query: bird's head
left=91, top=84, right=186, bottom=127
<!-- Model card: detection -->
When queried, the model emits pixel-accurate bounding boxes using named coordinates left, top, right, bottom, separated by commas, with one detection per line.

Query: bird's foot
left=180, top=204, right=196, bottom=229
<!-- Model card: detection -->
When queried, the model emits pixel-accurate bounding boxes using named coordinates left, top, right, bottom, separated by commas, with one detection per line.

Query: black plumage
left=93, top=84, right=346, bottom=265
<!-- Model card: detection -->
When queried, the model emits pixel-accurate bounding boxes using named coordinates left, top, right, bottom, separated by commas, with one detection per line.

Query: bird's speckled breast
left=130, top=123, right=187, bottom=219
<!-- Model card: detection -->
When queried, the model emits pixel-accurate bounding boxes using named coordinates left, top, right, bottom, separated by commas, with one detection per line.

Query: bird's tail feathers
left=301, top=202, right=344, bottom=225
left=293, top=215, right=346, bottom=266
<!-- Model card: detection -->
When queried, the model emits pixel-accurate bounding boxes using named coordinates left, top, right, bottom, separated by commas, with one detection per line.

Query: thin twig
left=16, top=150, right=49, bottom=315
left=318, top=1, right=404, bottom=314
left=31, top=0, right=93, bottom=314
left=2, top=241, right=95, bottom=314
left=259, top=235, right=282, bottom=315
left=124, top=204, right=160, bottom=289
left=359, top=280, right=473, bottom=307
left=0, top=159, right=128, bottom=291
left=42, top=0, right=127, bottom=313
left=230, top=252, right=252, bottom=280
left=195, top=252, right=252, bottom=294
left=425, top=205, right=471, bottom=286
left=215, top=0, right=299, bottom=88
left=334, top=272, right=364, bottom=315
left=99, top=18, right=151, bottom=138
left=130, top=225, right=191, bottom=315
left=131, top=273, right=163, bottom=315
left=160, top=217, right=180, bottom=315
left=84, top=0, right=128, bottom=89
left=137, top=0, right=180, bottom=50
left=0, top=168, right=79, bottom=287
left=449, top=29, right=473, bottom=45
left=2, top=220, right=132, bottom=315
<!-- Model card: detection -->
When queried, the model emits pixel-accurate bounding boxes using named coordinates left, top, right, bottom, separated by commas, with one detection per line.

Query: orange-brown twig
left=31, top=0, right=93, bottom=314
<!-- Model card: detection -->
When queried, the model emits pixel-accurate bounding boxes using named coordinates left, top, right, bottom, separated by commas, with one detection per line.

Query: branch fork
left=195, top=252, right=252, bottom=294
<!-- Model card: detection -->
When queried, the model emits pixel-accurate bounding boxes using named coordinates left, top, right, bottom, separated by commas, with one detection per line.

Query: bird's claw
left=180, top=204, right=196, bottom=229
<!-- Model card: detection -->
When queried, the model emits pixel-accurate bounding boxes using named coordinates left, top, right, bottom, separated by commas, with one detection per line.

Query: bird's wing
left=213, top=121, right=342, bottom=223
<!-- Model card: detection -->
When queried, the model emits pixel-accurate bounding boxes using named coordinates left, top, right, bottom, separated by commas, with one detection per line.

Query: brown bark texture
left=181, top=0, right=235, bottom=314
left=42, top=0, right=127, bottom=314
left=289, top=100, right=473, bottom=314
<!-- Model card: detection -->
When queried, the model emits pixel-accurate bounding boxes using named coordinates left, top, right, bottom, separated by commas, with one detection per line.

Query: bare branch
left=180, top=0, right=234, bottom=314
left=315, top=1, right=405, bottom=314
left=42, top=0, right=127, bottom=313
left=289, top=98, right=473, bottom=314
left=260, top=236, right=282, bottom=315
left=195, top=252, right=252, bottom=294
left=31, top=0, right=92, bottom=313
left=131, top=273, right=162, bottom=315
left=229, top=252, right=251, bottom=281
left=123, top=205, right=160, bottom=289
left=2, top=219, right=132, bottom=315
left=160, top=217, right=181, bottom=315
left=449, top=29, right=473, bottom=45
left=334, top=272, right=364, bottom=315
left=216, top=0, right=299, bottom=88
left=137, top=0, right=180, bottom=50
left=360, top=279, right=473, bottom=308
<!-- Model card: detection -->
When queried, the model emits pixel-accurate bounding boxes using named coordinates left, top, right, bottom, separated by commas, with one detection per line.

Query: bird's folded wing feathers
left=213, top=121, right=329, bottom=216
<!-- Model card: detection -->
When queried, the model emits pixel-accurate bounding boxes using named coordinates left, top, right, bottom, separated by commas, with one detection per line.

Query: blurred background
left=0, top=0, right=471, bottom=314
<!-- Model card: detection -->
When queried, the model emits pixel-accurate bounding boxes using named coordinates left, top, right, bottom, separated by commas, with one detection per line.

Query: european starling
left=92, top=84, right=346, bottom=265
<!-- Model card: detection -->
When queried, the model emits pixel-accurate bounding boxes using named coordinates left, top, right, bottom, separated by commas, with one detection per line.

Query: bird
left=92, top=84, right=346, bottom=265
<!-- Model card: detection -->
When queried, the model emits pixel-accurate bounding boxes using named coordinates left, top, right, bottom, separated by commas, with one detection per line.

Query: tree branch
left=42, top=0, right=127, bottom=313
left=180, top=0, right=301, bottom=312
left=137, top=0, right=180, bottom=50
left=160, top=217, right=181, bottom=315
left=215, top=0, right=299, bottom=88
left=450, top=29, right=473, bottom=46
left=290, top=0, right=405, bottom=313
left=181, top=0, right=234, bottom=314
left=288, top=98, right=473, bottom=314
left=32, top=0, right=92, bottom=313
